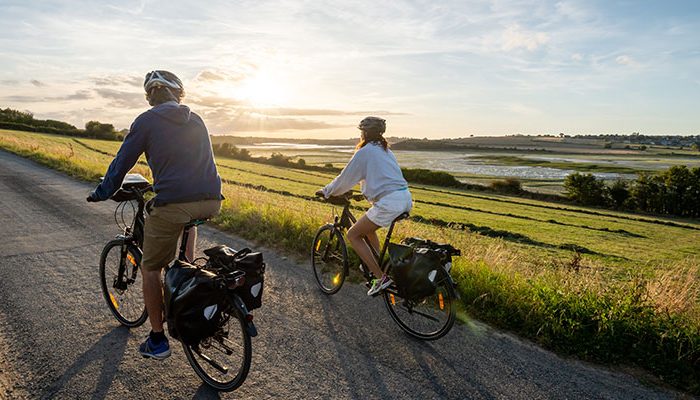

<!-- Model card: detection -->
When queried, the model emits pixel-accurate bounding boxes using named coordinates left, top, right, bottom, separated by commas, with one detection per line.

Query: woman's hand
left=315, top=189, right=325, bottom=198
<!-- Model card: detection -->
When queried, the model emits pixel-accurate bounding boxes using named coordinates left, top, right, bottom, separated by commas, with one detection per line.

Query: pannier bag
left=388, top=237, right=460, bottom=300
left=388, top=243, right=442, bottom=300
left=164, top=260, right=226, bottom=345
left=204, top=245, right=266, bottom=311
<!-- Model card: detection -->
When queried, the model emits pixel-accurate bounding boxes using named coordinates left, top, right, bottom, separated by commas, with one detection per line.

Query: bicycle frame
left=332, top=200, right=403, bottom=278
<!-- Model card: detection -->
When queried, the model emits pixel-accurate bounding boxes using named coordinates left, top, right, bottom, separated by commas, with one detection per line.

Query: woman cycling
left=316, top=117, right=412, bottom=296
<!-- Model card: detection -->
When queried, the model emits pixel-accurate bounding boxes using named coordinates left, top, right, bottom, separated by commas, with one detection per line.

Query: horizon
left=1, top=1, right=699, bottom=138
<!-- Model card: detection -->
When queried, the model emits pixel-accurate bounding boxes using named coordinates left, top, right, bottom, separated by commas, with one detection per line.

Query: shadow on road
left=43, top=325, right=130, bottom=399
left=191, top=382, right=221, bottom=399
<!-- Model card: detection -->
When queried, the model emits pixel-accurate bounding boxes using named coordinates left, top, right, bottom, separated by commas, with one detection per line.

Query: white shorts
left=366, top=189, right=413, bottom=227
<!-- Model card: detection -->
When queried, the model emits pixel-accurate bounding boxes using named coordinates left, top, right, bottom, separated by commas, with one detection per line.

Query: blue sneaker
left=139, top=335, right=171, bottom=360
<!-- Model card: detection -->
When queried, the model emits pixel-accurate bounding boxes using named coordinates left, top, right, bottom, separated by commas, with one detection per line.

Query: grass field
left=2, top=128, right=699, bottom=393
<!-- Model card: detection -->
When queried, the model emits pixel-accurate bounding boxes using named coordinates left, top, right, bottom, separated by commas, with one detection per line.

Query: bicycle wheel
left=182, top=301, right=252, bottom=391
left=311, top=224, right=348, bottom=294
left=383, top=269, right=456, bottom=340
left=99, top=240, right=148, bottom=327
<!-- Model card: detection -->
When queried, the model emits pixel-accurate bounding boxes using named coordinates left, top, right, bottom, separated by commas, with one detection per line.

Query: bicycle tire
left=99, top=239, right=148, bottom=327
left=182, top=300, right=252, bottom=391
left=383, top=268, right=456, bottom=340
left=311, top=224, right=349, bottom=294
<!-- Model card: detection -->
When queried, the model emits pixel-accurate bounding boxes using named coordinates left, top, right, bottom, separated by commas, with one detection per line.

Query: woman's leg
left=347, top=215, right=383, bottom=278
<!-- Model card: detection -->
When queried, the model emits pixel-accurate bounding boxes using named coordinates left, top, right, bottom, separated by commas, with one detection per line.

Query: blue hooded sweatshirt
left=94, top=101, right=222, bottom=205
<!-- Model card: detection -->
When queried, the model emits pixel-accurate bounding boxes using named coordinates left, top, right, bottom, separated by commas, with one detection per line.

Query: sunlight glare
left=237, top=70, right=287, bottom=107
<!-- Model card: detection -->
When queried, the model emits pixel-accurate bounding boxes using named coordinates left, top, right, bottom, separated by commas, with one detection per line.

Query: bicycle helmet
left=358, top=116, right=386, bottom=135
left=143, top=70, right=184, bottom=92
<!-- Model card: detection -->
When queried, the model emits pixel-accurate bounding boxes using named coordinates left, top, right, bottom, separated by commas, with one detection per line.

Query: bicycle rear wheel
left=182, top=301, right=252, bottom=392
left=383, top=269, right=456, bottom=340
left=99, top=240, right=147, bottom=327
left=311, top=225, right=348, bottom=294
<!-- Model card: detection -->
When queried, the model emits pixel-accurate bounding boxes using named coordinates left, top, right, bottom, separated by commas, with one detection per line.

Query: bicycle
left=311, top=191, right=460, bottom=340
left=97, top=174, right=256, bottom=391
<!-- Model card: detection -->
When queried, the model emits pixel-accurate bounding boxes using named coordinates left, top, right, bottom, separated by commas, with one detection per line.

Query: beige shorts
left=141, top=199, right=222, bottom=271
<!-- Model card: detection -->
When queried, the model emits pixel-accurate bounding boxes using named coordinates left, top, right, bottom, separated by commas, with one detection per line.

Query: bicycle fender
left=443, top=272, right=461, bottom=300
left=232, top=295, right=258, bottom=338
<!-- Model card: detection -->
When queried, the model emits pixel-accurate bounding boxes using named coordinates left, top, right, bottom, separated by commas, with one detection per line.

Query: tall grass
left=1, top=129, right=699, bottom=394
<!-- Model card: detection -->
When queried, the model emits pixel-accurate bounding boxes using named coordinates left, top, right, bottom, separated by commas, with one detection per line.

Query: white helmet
left=143, top=70, right=183, bottom=93
left=358, top=116, right=386, bottom=135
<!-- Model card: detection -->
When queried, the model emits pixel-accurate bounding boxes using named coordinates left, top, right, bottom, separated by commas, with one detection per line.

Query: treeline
left=564, top=166, right=700, bottom=217
left=0, top=107, right=123, bottom=141
left=211, top=142, right=336, bottom=172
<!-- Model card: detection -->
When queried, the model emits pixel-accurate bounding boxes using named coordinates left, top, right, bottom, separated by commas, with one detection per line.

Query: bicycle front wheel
left=311, top=224, right=348, bottom=294
left=383, top=269, right=456, bottom=340
left=99, top=240, right=147, bottom=327
left=182, top=302, right=252, bottom=392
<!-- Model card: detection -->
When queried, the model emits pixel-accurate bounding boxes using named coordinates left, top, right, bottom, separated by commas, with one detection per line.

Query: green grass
left=1, top=128, right=699, bottom=394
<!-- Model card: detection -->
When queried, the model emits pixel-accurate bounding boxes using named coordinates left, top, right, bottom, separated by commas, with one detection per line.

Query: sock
left=150, top=330, right=166, bottom=344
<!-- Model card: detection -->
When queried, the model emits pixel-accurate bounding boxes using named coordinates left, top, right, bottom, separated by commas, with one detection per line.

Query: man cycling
left=87, top=70, right=223, bottom=360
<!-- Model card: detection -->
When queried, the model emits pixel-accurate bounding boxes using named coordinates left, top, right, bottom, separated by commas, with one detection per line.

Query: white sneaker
left=367, top=275, right=392, bottom=296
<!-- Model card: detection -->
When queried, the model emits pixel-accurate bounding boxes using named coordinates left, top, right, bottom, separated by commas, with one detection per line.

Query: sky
left=0, top=0, right=699, bottom=138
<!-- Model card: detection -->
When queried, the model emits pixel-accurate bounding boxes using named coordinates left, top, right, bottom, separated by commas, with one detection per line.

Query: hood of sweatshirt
left=151, top=101, right=192, bottom=125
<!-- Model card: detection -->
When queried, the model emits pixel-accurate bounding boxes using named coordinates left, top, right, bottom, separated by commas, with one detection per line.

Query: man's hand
left=86, top=190, right=101, bottom=202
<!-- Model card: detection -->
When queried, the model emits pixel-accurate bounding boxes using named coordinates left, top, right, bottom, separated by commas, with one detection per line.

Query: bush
left=490, top=178, right=523, bottom=194
left=401, top=168, right=462, bottom=187
left=564, top=173, right=607, bottom=206
left=85, top=120, right=118, bottom=140
left=606, top=179, right=629, bottom=209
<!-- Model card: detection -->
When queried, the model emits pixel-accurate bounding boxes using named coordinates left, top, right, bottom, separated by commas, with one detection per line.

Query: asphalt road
left=0, top=150, right=680, bottom=399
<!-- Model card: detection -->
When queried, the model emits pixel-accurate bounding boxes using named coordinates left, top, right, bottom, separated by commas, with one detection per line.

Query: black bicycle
left=311, top=192, right=459, bottom=340
left=98, top=174, right=255, bottom=391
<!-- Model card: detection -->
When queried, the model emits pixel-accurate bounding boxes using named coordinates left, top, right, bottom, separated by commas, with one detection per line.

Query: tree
left=606, top=179, right=629, bottom=209
left=563, top=173, right=607, bottom=206
left=85, top=120, right=116, bottom=140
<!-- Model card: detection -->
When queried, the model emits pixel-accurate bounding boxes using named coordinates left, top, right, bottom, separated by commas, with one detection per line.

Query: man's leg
left=143, top=268, right=165, bottom=332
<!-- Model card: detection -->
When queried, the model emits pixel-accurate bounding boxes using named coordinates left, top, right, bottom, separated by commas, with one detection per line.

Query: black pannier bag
left=389, top=237, right=460, bottom=300
left=204, top=245, right=266, bottom=311
left=164, top=260, right=226, bottom=345
left=388, top=243, right=442, bottom=300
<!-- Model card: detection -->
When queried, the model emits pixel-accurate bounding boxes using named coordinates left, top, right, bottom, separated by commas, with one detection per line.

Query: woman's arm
left=322, top=149, right=367, bottom=197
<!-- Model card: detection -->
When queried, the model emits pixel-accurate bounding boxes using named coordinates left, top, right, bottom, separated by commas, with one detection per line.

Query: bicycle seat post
left=379, top=212, right=410, bottom=275
left=178, top=219, right=207, bottom=263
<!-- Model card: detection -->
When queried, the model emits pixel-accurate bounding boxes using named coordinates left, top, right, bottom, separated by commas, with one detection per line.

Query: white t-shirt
left=322, top=143, right=408, bottom=203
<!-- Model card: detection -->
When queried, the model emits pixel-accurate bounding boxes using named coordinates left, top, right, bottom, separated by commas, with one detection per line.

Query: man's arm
left=90, top=119, right=147, bottom=201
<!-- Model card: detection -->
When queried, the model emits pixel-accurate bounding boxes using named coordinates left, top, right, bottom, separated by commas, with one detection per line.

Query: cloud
left=94, top=88, right=144, bottom=108
left=195, top=69, right=248, bottom=83
left=505, top=103, right=543, bottom=117
left=501, top=24, right=549, bottom=51
left=30, top=79, right=46, bottom=87
left=201, top=108, right=341, bottom=133
left=60, top=90, right=93, bottom=100
left=250, top=107, right=408, bottom=117
left=2, top=95, right=42, bottom=102
left=93, top=75, right=142, bottom=87
left=571, top=53, right=583, bottom=61
left=615, top=55, right=637, bottom=66
left=2, top=90, right=93, bottom=103
left=1, top=80, right=20, bottom=86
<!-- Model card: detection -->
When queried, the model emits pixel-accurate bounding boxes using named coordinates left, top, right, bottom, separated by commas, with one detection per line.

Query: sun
left=236, top=71, right=287, bottom=107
